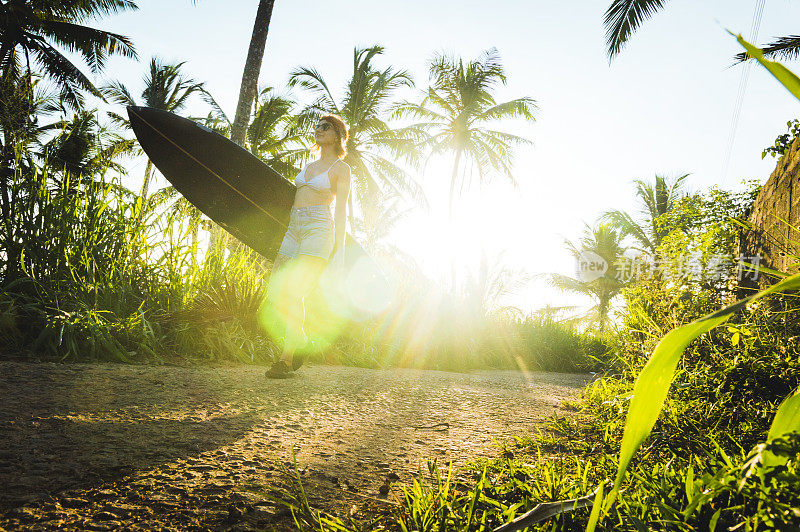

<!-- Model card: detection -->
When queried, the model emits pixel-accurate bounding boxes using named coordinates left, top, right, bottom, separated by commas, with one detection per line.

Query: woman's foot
left=291, top=353, right=306, bottom=371
left=265, top=360, right=293, bottom=379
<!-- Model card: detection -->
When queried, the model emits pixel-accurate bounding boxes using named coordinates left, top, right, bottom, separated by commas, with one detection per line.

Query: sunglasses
left=315, top=122, right=332, bottom=131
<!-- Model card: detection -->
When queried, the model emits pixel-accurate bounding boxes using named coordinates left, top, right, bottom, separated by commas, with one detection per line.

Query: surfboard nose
left=126, top=106, right=146, bottom=128
left=127, top=106, right=181, bottom=141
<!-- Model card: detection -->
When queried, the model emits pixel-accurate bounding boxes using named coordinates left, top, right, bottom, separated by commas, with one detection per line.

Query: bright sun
left=388, top=161, right=535, bottom=294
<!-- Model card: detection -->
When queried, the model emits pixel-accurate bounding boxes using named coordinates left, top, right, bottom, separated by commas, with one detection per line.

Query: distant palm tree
left=461, top=250, right=529, bottom=319
left=42, top=109, right=134, bottom=180
left=546, top=222, right=629, bottom=331
left=103, top=57, right=206, bottom=199
left=247, top=88, right=307, bottom=174
left=394, top=48, right=537, bottom=216
left=288, top=45, right=426, bottom=223
left=0, top=74, right=60, bottom=160
left=604, top=1, right=800, bottom=62
left=601, top=173, right=688, bottom=256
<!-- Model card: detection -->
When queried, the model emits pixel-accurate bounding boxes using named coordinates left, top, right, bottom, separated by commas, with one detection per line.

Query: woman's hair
left=313, top=114, right=348, bottom=158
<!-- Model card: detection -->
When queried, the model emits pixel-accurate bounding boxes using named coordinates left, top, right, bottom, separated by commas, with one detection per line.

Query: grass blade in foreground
left=732, top=32, right=800, bottom=100
left=763, top=389, right=800, bottom=468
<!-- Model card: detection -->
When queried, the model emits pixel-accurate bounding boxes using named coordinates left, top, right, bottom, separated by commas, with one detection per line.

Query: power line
left=720, top=0, right=766, bottom=183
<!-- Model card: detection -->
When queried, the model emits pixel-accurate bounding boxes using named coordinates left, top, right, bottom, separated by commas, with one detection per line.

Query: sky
left=92, top=0, right=800, bottom=314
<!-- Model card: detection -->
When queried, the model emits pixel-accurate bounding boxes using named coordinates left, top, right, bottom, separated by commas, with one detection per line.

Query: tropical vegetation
left=0, top=3, right=588, bottom=375
left=2, top=2, right=800, bottom=530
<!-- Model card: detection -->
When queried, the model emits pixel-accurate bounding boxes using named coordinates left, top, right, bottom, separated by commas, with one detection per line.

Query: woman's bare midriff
left=294, top=186, right=334, bottom=208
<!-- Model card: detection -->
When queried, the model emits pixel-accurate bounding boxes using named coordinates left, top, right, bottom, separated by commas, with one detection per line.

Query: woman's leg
left=277, top=254, right=327, bottom=365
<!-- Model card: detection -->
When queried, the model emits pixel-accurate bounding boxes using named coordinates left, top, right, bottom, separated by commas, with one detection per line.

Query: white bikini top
left=294, top=159, right=339, bottom=194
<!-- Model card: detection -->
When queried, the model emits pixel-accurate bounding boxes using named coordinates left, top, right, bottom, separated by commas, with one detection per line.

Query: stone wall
left=737, top=134, right=800, bottom=295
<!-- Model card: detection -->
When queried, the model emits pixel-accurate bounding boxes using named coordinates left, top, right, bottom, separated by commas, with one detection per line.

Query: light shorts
left=277, top=205, right=335, bottom=260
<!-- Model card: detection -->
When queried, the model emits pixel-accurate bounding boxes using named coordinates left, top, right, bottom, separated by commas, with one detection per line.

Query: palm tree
left=394, top=48, right=537, bottom=216
left=0, top=0, right=137, bottom=108
left=0, top=74, right=60, bottom=281
left=230, top=0, right=276, bottom=147
left=288, top=45, right=426, bottom=224
left=545, top=222, right=629, bottom=331
left=103, top=57, right=206, bottom=199
left=461, top=250, right=529, bottom=319
left=601, top=173, right=688, bottom=256
left=204, top=86, right=306, bottom=175
left=0, top=74, right=60, bottom=160
left=42, top=108, right=134, bottom=181
left=604, top=1, right=800, bottom=62
left=247, top=87, right=307, bottom=174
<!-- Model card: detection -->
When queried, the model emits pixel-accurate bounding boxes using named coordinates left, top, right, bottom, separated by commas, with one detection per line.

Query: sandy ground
left=0, top=361, right=591, bottom=531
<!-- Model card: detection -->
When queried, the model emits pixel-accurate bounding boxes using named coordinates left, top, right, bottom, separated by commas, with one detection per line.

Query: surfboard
left=126, top=106, right=392, bottom=320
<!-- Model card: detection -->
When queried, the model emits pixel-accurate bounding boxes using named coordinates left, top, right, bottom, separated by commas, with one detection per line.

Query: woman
left=265, top=114, right=351, bottom=378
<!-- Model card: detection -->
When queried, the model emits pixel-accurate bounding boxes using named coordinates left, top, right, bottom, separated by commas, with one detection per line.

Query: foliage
left=657, top=182, right=760, bottom=297
left=762, top=118, right=800, bottom=159
left=363, top=222, right=800, bottom=531
left=0, top=161, right=277, bottom=364
left=0, top=0, right=137, bottom=108
left=394, top=47, right=537, bottom=215
left=103, top=56, right=208, bottom=198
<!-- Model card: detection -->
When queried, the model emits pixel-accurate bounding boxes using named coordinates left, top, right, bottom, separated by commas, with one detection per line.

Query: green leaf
left=763, top=389, right=800, bottom=468
left=709, top=509, right=721, bottom=532
left=584, top=480, right=606, bottom=532
left=684, top=464, right=694, bottom=502
left=733, top=32, right=800, bottom=101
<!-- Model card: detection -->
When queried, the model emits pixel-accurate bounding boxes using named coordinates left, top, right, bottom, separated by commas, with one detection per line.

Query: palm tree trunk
left=0, top=126, right=19, bottom=282
left=209, top=0, right=275, bottom=265
left=448, top=149, right=464, bottom=288
left=140, top=160, right=153, bottom=199
left=448, top=149, right=463, bottom=219
left=230, top=0, right=275, bottom=147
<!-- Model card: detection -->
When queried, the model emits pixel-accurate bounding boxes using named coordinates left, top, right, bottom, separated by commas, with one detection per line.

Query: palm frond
left=287, top=66, right=339, bottom=113
left=477, top=97, right=538, bottom=122
left=101, top=80, right=135, bottom=108
left=37, top=20, right=137, bottom=73
left=29, top=40, right=100, bottom=108
left=604, top=0, right=668, bottom=60
left=600, top=208, right=655, bottom=252
left=733, top=35, right=800, bottom=63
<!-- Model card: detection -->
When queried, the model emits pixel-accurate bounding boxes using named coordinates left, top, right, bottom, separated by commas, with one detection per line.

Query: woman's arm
left=333, top=161, right=351, bottom=257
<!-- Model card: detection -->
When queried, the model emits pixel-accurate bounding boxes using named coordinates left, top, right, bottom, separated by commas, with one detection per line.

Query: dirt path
left=0, top=361, right=591, bottom=531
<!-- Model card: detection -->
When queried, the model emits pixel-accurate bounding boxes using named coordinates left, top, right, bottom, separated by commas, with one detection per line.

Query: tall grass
left=0, top=162, right=277, bottom=363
